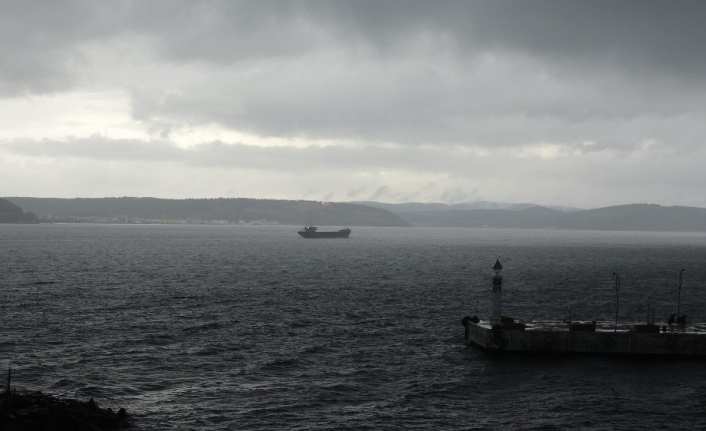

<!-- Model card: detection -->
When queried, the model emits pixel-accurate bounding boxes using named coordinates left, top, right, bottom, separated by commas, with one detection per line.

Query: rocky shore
left=0, top=389, right=131, bottom=431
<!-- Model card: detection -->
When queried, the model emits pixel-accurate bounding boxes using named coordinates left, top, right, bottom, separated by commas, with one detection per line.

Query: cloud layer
left=1, top=1, right=705, bottom=207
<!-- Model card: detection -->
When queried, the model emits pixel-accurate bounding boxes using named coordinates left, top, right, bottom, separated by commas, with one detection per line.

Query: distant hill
left=357, top=200, right=536, bottom=213
left=0, top=198, right=38, bottom=223
left=555, top=204, right=706, bottom=231
left=356, top=200, right=581, bottom=213
left=362, top=202, right=706, bottom=232
left=4, top=197, right=408, bottom=227
left=7, top=197, right=706, bottom=231
left=391, top=206, right=566, bottom=229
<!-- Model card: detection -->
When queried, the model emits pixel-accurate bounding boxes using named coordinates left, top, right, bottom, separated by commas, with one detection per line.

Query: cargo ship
left=297, top=225, right=351, bottom=238
left=462, top=260, right=706, bottom=356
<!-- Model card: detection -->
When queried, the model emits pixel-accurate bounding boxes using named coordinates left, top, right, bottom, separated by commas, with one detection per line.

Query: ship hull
left=298, top=229, right=351, bottom=238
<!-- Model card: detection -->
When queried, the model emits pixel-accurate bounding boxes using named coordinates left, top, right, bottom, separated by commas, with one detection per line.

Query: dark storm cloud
left=128, top=1, right=706, bottom=147
left=0, top=1, right=126, bottom=95
left=0, top=1, right=333, bottom=96
left=1, top=1, right=705, bottom=153
left=4, top=1, right=705, bottom=91
left=134, top=1, right=706, bottom=79
left=455, top=1, right=706, bottom=79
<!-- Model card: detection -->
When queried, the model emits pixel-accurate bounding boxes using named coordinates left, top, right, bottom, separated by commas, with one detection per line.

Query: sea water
left=2, top=224, right=706, bottom=430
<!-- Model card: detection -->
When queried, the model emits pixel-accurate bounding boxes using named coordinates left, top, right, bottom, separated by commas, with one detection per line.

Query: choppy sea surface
left=3, top=224, right=706, bottom=430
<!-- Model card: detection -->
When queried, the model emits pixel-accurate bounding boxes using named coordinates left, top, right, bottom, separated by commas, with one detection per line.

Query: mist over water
left=2, top=225, right=706, bottom=430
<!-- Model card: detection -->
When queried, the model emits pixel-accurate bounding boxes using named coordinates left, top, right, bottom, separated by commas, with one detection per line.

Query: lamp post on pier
left=612, top=272, right=621, bottom=332
left=677, top=268, right=685, bottom=321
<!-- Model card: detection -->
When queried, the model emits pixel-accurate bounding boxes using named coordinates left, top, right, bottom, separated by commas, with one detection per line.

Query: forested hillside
left=5, top=197, right=407, bottom=227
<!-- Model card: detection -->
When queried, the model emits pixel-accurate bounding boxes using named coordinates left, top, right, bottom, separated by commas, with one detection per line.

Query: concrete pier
left=464, top=320, right=706, bottom=356
left=464, top=259, right=706, bottom=356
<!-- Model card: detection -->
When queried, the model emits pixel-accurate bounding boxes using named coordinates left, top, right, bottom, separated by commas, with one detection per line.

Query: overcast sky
left=1, top=1, right=705, bottom=208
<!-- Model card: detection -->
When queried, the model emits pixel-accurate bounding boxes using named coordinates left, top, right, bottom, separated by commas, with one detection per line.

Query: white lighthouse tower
left=491, top=259, right=503, bottom=326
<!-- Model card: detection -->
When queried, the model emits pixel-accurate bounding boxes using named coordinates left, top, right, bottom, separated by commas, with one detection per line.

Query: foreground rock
left=0, top=390, right=131, bottom=430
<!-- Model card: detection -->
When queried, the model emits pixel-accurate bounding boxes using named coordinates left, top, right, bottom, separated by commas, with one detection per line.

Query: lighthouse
left=491, top=259, right=503, bottom=326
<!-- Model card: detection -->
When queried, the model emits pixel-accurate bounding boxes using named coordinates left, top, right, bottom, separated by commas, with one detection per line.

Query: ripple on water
left=3, top=225, right=706, bottom=429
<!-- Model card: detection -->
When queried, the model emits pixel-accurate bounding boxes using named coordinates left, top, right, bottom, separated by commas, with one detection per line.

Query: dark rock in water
left=0, top=390, right=131, bottom=430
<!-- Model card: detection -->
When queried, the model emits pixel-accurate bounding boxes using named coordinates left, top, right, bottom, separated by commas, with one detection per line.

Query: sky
left=1, top=1, right=705, bottom=209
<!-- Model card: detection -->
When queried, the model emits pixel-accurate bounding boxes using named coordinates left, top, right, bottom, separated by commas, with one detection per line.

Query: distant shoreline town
left=40, top=215, right=284, bottom=225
